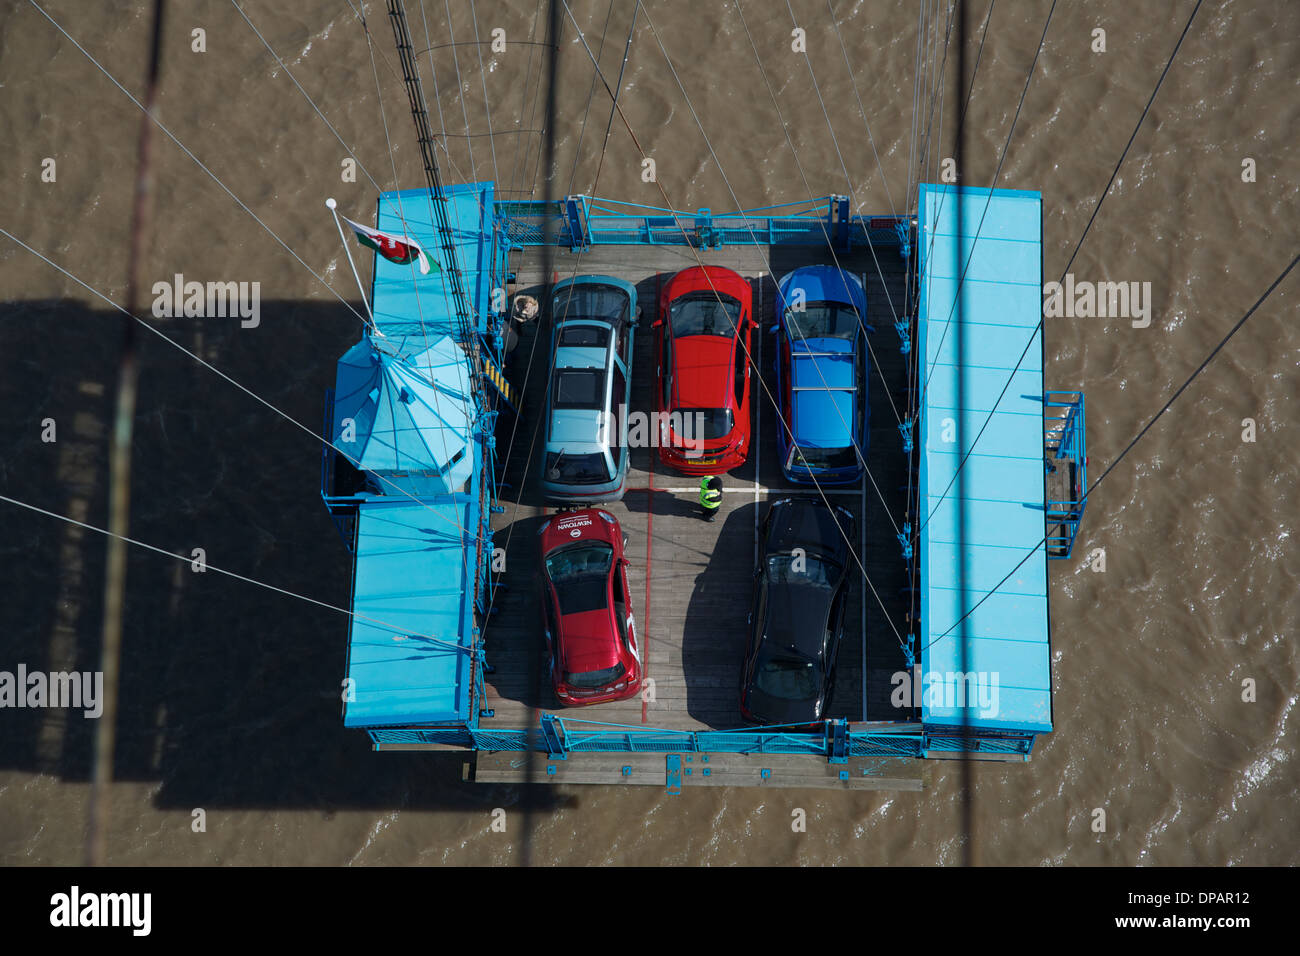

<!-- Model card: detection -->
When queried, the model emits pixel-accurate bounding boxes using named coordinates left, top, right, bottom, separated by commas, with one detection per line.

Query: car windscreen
left=672, top=406, right=733, bottom=442
left=788, top=443, right=859, bottom=472
left=669, top=291, right=741, bottom=337
left=553, top=284, right=628, bottom=324
left=545, top=451, right=612, bottom=485
left=754, top=655, right=818, bottom=701
left=785, top=302, right=860, bottom=339
left=766, top=552, right=836, bottom=589
left=565, top=662, right=626, bottom=689
left=553, top=369, right=606, bottom=410
left=557, top=324, right=611, bottom=350
left=546, top=542, right=614, bottom=615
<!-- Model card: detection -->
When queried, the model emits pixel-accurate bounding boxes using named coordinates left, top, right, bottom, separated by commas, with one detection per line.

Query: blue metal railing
left=509, top=717, right=933, bottom=758
left=368, top=727, right=475, bottom=746
left=319, top=388, right=367, bottom=551
left=495, top=199, right=577, bottom=247
left=921, top=733, right=1035, bottom=757
left=366, top=718, right=1044, bottom=760
left=1044, top=390, right=1088, bottom=559
left=495, top=194, right=912, bottom=252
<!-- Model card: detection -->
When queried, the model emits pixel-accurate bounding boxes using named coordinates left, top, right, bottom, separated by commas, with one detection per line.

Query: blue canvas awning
left=916, top=184, right=1051, bottom=734
left=331, top=334, right=474, bottom=492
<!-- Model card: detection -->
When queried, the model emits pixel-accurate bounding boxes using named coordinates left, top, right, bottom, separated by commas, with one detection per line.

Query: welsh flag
left=340, top=214, right=440, bottom=275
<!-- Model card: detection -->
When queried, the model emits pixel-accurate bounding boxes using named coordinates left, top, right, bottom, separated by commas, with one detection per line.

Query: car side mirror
left=767, top=323, right=778, bottom=334
left=651, top=318, right=663, bottom=329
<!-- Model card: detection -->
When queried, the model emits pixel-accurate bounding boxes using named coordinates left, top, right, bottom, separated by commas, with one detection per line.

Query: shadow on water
left=0, top=298, right=569, bottom=813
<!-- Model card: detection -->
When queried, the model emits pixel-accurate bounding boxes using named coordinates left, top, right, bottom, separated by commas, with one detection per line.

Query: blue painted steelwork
left=324, top=179, right=1075, bottom=773
left=485, top=717, right=929, bottom=759
left=665, top=754, right=683, bottom=794
left=830, top=720, right=849, bottom=763
left=371, top=723, right=921, bottom=754
left=325, top=181, right=508, bottom=731
left=916, top=183, right=1054, bottom=736
left=921, top=732, right=1034, bottom=758
left=496, top=195, right=911, bottom=251
left=897, top=521, right=914, bottom=562
left=1044, top=390, right=1088, bottom=559
left=319, top=388, right=361, bottom=550
left=540, top=714, right=566, bottom=759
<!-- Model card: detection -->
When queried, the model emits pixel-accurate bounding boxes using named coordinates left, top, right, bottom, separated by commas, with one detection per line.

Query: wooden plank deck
left=473, top=751, right=927, bottom=790
left=478, top=241, right=916, bottom=736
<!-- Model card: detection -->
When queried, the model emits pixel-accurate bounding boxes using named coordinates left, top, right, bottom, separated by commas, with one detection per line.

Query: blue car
left=540, top=275, right=638, bottom=503
left=773, top=266, right=873, bottom=485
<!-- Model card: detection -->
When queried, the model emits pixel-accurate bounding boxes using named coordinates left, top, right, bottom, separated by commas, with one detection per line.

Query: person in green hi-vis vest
left=698, top=475, right=722, bottom=522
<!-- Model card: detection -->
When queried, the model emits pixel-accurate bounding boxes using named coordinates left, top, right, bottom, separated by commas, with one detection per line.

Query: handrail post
left=540, top=713, right=567, bottom=759
left=831, top=195, right=851, bottom=253
left=563, top=195, right=588, bottom=252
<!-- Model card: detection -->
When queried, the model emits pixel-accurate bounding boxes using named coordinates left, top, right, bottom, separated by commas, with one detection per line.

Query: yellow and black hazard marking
left=481, top=356, right=519, bottom=412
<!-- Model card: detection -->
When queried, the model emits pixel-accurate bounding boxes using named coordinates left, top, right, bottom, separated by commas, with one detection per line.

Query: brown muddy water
left=0, top=0, right=1296, bottom=865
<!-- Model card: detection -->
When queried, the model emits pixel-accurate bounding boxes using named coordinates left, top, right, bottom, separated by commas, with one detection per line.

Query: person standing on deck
left=699, top=475, right=722, bottom=522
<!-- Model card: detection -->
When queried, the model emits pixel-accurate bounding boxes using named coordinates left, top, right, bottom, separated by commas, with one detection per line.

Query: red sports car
left=655, top=265, right=754, bottom=474
left=538, top=508, right=642, bottom=705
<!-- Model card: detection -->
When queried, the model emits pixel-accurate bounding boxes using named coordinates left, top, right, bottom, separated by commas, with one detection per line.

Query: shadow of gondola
left=0, top=298, right=570, bottom=813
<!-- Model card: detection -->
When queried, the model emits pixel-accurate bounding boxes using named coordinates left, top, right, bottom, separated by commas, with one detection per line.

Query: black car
left=740, top=497, right=856, bottom=725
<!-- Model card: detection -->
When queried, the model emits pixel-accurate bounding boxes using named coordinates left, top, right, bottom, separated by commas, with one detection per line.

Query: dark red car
left=655, top=265, right=754, bottom=474
left=538, top=507, right=642, bottom=705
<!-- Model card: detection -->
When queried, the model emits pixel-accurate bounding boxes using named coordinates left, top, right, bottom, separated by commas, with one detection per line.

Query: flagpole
left=326, top=197, right=382, bottom=336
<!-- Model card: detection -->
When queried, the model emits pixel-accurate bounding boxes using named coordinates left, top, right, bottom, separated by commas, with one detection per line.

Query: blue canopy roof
left=331, top=334, right=474, bottom=491
left=370, top=182, right=496, bottom=349
left=917, top=184, right=1051, bottom=734
left=343, top=500, right=475, bottom=727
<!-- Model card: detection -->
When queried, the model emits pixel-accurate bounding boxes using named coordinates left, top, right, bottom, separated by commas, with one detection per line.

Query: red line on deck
left=642, top=465, right=653, bottom=723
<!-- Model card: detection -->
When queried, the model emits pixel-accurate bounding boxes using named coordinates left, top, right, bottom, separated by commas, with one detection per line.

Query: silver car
left=540, top=275, right=638, bottom=503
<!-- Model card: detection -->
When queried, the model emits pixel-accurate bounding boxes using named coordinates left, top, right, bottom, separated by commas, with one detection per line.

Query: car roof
left=760, top=583, right=835, bottom=662
left=790, top=347, right=857, bottom=446
left=541, top=510, right=624, bottom=671
left=553, top=317, right=615, bottom=371
left=548, top=319, right=616, bottom=450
